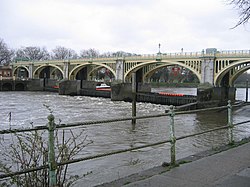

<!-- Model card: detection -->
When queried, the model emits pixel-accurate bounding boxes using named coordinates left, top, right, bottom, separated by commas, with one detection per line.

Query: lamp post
left=156, top=43, right=162, bottom=61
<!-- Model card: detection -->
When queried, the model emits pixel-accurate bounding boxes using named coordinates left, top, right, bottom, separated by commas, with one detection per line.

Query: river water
left=0, top=88, right=250, bottom=186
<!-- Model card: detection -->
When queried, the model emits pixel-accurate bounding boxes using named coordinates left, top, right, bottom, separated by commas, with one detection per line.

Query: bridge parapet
left=12, top=49, right=250, bottom=65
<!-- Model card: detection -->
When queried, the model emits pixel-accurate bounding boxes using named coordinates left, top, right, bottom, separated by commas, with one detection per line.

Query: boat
left=96, top=83, right=111, bottom=91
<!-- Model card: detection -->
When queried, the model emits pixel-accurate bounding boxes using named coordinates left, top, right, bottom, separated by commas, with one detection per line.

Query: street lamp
left=156, top=43, right=162, bottom=61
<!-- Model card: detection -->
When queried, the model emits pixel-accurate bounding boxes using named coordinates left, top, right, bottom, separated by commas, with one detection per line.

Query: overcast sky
left=0, top=0, right=249, bottom=54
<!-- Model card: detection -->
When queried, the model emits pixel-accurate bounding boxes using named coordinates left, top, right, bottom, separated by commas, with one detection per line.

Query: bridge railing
left=217, top=50, right=250, bottom=57
left=12, top=49, right=250, bottom=65
left=0, top=101, right=249, bottom=186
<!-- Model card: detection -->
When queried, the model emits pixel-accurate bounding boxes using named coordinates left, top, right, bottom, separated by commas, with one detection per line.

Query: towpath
left=97, top=141, right=250, bottom=187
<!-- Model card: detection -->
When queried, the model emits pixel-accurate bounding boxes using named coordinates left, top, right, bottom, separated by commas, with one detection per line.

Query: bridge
left=11, top=49, right=250, bottom=87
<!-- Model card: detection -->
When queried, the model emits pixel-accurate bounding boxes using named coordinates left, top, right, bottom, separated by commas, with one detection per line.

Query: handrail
left=0, top=101, right=249, bottom=183
left=0, top=103, right=239, bottom=134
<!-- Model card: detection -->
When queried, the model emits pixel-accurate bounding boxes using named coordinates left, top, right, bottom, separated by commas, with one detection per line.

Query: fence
left=0, top=100, right=250, bottom=186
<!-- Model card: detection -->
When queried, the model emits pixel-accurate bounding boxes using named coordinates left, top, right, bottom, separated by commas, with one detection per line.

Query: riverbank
left=96, top=137, right=250, bottom=187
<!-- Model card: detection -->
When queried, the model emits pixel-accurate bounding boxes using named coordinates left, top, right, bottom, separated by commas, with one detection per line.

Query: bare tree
left=80, top=48, right=99, bottom=58
left=100, top=52, right=113, bottom=58
left=0, top=38, right=14, bottom=65
left=229, top=0, right=250, bottom=27
left=15, top=46, right=50, bottom=61
left=112, top=51, right=138, bottom=57
left=52, top=46, right=78, bottom=60
left=0, top=128, right=93, bottom=186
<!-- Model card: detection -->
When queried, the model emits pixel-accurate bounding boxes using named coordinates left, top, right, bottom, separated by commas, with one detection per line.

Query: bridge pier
left=111, top=82, right=151, bottom=101
left=115, top=58, right=125, bottom=82
left=29, top=63, right=34, bottom=79
left=63, top=62, right=69, bottom=80
left=197, top=83, right=236, bottom=106
left=200, top=56, right=215, bottom=85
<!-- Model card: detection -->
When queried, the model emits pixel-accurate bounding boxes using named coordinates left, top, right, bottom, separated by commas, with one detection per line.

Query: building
left=0, top=65, right=12, bottom=79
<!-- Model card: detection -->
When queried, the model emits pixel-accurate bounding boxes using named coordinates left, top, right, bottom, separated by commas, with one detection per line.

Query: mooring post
left=132, top=72, right=137, bottom=127
left=227, top=100, right=234, bottom=145
left=246, top=79, right=248, bottom=102
left=169, top=105, right=176, bottom=165
left=47, top=114, right=57, bottom=186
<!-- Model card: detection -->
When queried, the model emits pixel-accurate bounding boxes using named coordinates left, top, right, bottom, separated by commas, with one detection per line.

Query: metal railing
left=0, top=101, right=250, bottom=186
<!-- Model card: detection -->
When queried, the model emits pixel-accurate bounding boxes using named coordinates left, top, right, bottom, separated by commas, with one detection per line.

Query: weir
left=58, top=80, right=199, bottom=106
left=0, top=79, right=237, bottom=107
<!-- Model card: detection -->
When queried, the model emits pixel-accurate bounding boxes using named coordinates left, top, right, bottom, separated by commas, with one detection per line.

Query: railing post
left=246, top=79, right=248, bottom=102
left=132, top=72, right=137, bottom=128
left=227, top=100, right=234, bottom=145
left=47, top=114, right=57, bottom=186
left=169, top=105, right=176, bottom=165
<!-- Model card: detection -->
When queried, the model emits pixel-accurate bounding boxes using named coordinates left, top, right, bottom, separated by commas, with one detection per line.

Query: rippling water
left=0, top=88, right=249, bottom=186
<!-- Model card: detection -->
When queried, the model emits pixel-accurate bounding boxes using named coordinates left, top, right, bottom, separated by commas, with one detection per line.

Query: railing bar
left=234, top=120, right=250, bottom=126
left=0, top=165, right=48, bottom=179
left=1, top=111, right=249, bottom=134
left=0, top=126, right=48, bottom=134
left=57, top=114, right=170, bottom=129
left=0, top=114, right=170, bottom=134
left=175, top=106, right=228, bottom=115
left=176, top=125, right=229, bottom=140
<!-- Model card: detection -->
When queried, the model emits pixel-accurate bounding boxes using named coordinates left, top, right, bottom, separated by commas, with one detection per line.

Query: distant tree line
left=0, top=38, right=139, bottom=65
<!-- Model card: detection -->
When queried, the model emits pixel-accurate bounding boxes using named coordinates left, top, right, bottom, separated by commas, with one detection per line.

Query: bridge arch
left=214, top=59, right=250, bottom=86
left=229, top=66, right=250, bottom=86
left=13, top=66, right=29, bottom=79
left=33, top=64, right=64, bottom=79
left=124, top=60, right=201, bottom=83
left=69, top=62, right=116, bottom=80
left=143, top=64, right=200, bottom=83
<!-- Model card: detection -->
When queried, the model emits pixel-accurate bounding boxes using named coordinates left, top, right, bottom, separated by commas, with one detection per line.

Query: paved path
left=123, top=142, right=250, bottom=187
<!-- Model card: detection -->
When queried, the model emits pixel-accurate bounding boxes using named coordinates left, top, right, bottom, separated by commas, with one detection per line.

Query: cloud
left=0, top=0, right=249, bottom=54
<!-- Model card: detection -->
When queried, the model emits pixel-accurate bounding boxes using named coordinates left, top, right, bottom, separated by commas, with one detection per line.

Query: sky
left=0, top=0, right=250, bottom=54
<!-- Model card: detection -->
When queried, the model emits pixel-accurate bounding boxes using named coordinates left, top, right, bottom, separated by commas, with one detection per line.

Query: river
left=0, top=88, right=250, bottom=186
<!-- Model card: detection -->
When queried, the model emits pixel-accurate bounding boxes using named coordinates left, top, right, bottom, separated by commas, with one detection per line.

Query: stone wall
left=111, top=83, right=151, bottom=101
left=59, top=80, right=81, bottom=96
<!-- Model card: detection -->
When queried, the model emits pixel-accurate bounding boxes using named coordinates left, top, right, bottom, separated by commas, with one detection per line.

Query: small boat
left=96, top=83, right=111, bottom=91
left=52, top=85, right=59, bottom=89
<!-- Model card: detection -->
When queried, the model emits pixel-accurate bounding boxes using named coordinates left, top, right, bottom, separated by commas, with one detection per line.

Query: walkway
left=98, top=141, right=250, bottom=187
left=125, top=142, right=250, bottom=187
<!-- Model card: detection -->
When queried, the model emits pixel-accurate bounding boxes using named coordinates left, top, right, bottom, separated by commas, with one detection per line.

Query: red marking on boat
left=53, top=85, right=59, bottom=89
left=159, top=92, right=184, bottom=97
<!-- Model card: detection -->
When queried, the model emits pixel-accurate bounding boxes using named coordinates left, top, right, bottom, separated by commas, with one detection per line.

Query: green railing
left=0, top=101, right=250, bottom=186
